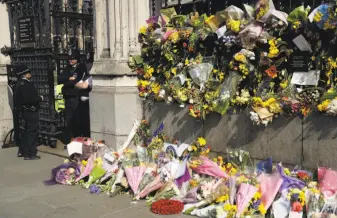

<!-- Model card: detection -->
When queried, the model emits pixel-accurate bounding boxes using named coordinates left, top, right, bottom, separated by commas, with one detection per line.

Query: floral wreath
left=150, top=199, right=184, bottom=215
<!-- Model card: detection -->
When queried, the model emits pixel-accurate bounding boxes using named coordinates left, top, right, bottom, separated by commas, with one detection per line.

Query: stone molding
left=93, top=0, right=149, bottom=61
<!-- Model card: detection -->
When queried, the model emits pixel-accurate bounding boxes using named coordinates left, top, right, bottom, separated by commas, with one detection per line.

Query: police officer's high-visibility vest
left=55, top=84, right=65, bottom=113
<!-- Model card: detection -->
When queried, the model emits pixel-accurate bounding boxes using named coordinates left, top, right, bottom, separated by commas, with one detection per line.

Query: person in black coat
left=14, top=65, right=43, bottom=160
left=58, top=49, right=91, bottom=146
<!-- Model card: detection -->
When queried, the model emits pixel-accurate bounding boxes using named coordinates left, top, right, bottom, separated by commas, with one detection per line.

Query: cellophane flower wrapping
left=236, top=183, right=258, bottom=216
left=76, top=155, right=94, bottom=182
left=188, top=63, right=213, bottom=91
left=138, top=163, right=158, bottom=194
left=125, top=165, right=146, bottom=194
left=277, top=164, right=306, bottom=192
left=190, top=204, right=217, bottom=218
left=84, top=166, right=106, bottom=189
left=258, top=171, right=283, bottom=210
left=182, top=187, right=199, bottom=204
left=190, top=156, right=229, bottom=179
left=229, top=176, right=237, bottom=205
left=137, top=174, right=165, bottom=199
left=44, top=162, right=80, bottom=185
left=175, top=163, right=192, bottom=188
left=147, top=181, right=181, bottom=205
left=212, top=71, right=241, bottom=115
left=318, top=167, right=337, bottom=198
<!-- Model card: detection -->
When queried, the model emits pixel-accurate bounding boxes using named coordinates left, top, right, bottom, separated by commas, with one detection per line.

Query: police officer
left=14, top=65, right=43, bottom=160
left=58, top=49, right=91, bottom=146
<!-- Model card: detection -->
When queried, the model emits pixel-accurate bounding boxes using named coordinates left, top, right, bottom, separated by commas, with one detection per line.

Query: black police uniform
left=58, top=50, right=91, bottom=144
left=14, top=65, right=42, bottom=159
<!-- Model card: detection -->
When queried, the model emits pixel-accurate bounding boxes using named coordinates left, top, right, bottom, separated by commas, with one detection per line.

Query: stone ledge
left=92, top=75, right=138, bottom=87
left=91, top=86, right=138, bottom=94
left=90, top=59, right=136, bottom=76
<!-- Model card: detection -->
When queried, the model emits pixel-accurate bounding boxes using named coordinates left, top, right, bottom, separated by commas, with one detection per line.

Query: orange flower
left=265, top=66, right=278, bottom=78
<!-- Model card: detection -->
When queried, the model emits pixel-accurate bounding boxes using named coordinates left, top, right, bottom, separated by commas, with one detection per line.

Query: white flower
left=159, top=89, right=166, bottom=98
left=189, top=99, right=194, bottom=104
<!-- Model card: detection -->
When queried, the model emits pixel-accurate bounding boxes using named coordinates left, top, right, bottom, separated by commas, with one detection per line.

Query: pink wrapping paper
left=191, top=157, right=229, bottom=179
left=258, top=171, right=283, bottom=210
left=318, top=167, right=337, bottom=198
left=137, top=174, right=165, bottom=198
left=125, top=166, right=146, bottom=194
left=76, top=156, right=94, bottom=182
left=236, top=183, right=258, bottom=216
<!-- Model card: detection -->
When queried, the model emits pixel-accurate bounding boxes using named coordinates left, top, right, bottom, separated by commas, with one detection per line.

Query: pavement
left=0, top=147, right=188, bottom=218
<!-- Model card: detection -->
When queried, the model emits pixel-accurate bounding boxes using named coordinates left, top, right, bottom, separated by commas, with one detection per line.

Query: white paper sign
left=67, top=141, right=83, bottom=156
left=293, top=35, right=312, bottom=52
left=291, top=70, right=320, bottom=86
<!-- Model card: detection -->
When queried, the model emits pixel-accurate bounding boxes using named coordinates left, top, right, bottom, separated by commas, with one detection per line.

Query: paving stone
left=0, top=198, right=54, bottom=218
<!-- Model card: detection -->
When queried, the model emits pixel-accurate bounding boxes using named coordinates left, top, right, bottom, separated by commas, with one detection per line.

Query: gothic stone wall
left=144, top=102, right=337, bottom=169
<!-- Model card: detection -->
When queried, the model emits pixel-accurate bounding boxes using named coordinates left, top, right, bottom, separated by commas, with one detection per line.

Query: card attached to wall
left=290, top=70, right=320, bottom=86
left=289, top=51, right=309, bottom=73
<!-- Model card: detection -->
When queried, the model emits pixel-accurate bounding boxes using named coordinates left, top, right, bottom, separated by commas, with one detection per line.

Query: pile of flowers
left=128, top=0, right=337, bottom=125
left=45, top=120, right=337, bottom=217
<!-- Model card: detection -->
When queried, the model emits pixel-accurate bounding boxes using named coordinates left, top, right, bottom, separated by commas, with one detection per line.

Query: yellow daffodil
left=280, top=80, right=289, bottom=89
left=314, top=11, right=323, bottom=23
left=81, top=160, right=88, bottom=166
left=198, top=137, right=206, bottom=146
left=169, top=31, right=180, bottom=43
left=171, top=67, right=177, bottom=75
left=284, top=168, right=291, bottom=176
left=151, top=83, right=161, bottom=95
left=216, top=194, right=229, bottom=203
left=228, top=19, right=241, bottom=33
left=139, top=26, right=147, bottom=35
left=318, top=100, right=331, bottom=112
left=258, top=203, right=267, bottom=215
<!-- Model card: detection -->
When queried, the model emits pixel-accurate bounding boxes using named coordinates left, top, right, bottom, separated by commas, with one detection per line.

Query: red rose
left=183, top=42, right=188, bottom=48
left=292, top=201, right=303, bottom=212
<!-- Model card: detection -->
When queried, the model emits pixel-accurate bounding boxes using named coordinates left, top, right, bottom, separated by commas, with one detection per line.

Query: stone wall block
left=90, top=87, right=116, bottom=135
left=144, top=102, right=202, bottom=144
left=303, top=113, right=337, bottom=169
left=204, top=111, right=303, bottom=165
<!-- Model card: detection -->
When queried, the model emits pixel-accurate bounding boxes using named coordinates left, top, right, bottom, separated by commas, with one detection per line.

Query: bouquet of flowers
left=212, top=71, right=242, bottom=115
left=146, top=181, right=181, bottom=205
left=44, top=162, right=81, bottom=185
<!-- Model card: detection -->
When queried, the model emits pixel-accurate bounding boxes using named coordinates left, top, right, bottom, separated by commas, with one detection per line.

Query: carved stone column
left=128, top=0, right=138, bottom=55
left=93, top=0, right=109, bottom=60
left=112, top=0, right=122, bottom=60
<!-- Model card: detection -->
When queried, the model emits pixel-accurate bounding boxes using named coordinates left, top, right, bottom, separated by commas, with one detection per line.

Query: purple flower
left=89, top=184, right=101, bottom=194
left=292, top=193, right=299, bottom=201
left=252, top=199, right=262, bottom=209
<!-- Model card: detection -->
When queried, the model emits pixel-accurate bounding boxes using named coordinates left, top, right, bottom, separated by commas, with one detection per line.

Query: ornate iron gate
left=3, top=0, right=94, bottom=147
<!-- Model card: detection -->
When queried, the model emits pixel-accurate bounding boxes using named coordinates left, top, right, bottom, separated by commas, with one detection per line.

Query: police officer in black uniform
left=14, top=65, right=43, bottom=160
left=58, top=49, right=91, bottom=146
